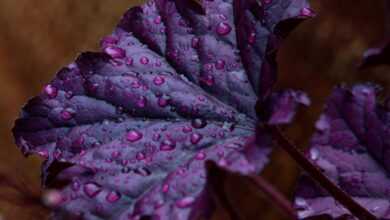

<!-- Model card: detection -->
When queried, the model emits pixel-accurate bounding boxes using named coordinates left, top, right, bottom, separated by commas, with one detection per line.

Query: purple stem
left=268, top=126, right=377, bottom=220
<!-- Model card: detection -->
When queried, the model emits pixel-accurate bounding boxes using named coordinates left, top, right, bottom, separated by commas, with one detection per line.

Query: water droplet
left=154, top=16, right=162, bottom=24
left=37, top=150, right=49, bottom=159
left=60, top=109, right=75, bottom=121
left=310, top=148, right=319, bottom=160
left=72, top=180, right=81, bottom=191
left=191, top=118, right=207, bottom=129
left=160, top=139, right=176, bottom=151
left=106, top=191, right=121, bottom=203
left=162, top=184, right=169, bottom=193
left=104, top=46, right=126, bottom=59
left=182, top=126, right=192, bottom=133
left=137, top=96, right=147, bottom=108
left=125, top=57, right=134, bottom=66
left=140, top=56, right=150, bottom=65
left=127, top=130, right=143, bottom=142
left=190, top=133, right=203, bottom=144
left=83, top=182, right=102, bottom=198
left=44, top=84, right=58, bottom=98
left=201, top=75, right=214, bottom=86
left=153, top=76, right=165, bottom=86
left=191, top=37, right=200, bottom=48
left=42, top=190, right=63, bottom=207
left=195, top=151, right=206, bottom=160
left=158, top=97, right=169, bottom=107
left=176, top=197, right=195, bottom=208
left=215, top=59, right=226, bottom=70
left=300, top=7, right=313, bottom=17
left=248, top=32, right=256, bottom=45
left=134, top=167, right=151, bottom=176
left=136, top=152, right=146, bottom=161
left=216, top=22, right=232, bottom=36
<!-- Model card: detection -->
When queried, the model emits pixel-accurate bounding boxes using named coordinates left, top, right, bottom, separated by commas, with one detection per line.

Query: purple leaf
left=263, top=90, right=311, bottom=125
left=13, top=0, right=312, bottom=219
left=294, top=84, right=390, bottom=219
left=360, top=40, right=390, bottom=68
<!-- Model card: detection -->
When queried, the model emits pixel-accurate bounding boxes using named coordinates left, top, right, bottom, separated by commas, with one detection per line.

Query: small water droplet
left=153, top=76, right=165, bottom=86
left=137, top=96, right=147, bottom=108
left=125, top=57, right=134, bottom=66
left=191, top=37, right=200, bottom=48
left=162, top=184, right=169, bottom=193
left=140, top=56, right=150, bottom=65
left=176, top=197, right=195, bottom=208
left=215, top=59, right=226, bottom=70
left=158, top=97, right=169, bottom=107
left=160, top=139, right=176, bottom=151
left=190, top=133, right=203, bottom=144
left=248, top=32, right=256, bottom=45
left=83, top=182, right=102, bottom=198
left=300, top=7, right=313, bottom=17
left=127, top=130, right=143, bottom=142
left=104, top=46, right=126, bottom=59
left=43, top=84, right=58, bottom=98
left=310, top=148, right=319, bottom=160
left=195, top=151, right=206, bottom=160
left=154, top=16, right=162, bottom=24
left=216, top=22, right=232, bottom=36
left=182, top=126, right=192, bottom=133
left=42, top=190, right=63, bottom=207
left=191, top=118, right=207, bottom=129
left=60, top=108, right=75, bottom=121
left=106, top=191, right=121, bottom=203
left=136, top=152, right=146, bottom=161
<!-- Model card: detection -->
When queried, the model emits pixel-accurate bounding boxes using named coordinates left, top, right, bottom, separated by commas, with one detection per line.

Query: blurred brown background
left=0, top=0, right=389, bottom=219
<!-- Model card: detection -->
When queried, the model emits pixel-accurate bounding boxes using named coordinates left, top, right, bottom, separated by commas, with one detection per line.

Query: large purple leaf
left=294, top=84, right=390, bottom=219
left=13, top=0, right=312, bottom=219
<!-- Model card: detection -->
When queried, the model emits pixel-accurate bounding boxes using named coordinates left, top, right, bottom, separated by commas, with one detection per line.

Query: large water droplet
left=191, top=118, right=207, bottom=129
left=127, top=130, right=143, bottom=142
left=83, top=182, right=102, bottom=198
left=176, top=197, right=195, bottom=208
left=44, top=84, right=58, bottom=99
left=104, top=46, right=126, bottom=59
left=106, top=191, right=121, bottom=203
left=160, top=139, right=176, bottom=151
left=190, top=133, right=203, bottom=144
left=216, top=22, right=232, bottom=36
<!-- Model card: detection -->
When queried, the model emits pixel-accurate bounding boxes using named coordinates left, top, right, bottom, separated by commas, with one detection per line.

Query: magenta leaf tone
left=13, top=0, right=312, bottom=219
left=294, top=84, right=390, bottom=219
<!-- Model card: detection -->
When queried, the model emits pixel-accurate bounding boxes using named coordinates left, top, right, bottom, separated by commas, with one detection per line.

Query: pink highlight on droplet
left=127, top=131, right=143, bottom=142
left=43, top=84, right=58, bottom=98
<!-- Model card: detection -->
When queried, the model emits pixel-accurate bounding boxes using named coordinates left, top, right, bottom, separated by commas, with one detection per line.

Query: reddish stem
left=269, top=126, right=377, bottom=220
left=247, top=175, right=297, bottom=220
